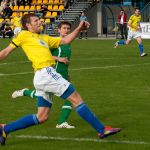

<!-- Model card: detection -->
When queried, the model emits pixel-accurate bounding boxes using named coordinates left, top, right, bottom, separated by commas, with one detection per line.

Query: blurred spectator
left=9, top=0, right=17, bottom=6
left=1, top=0, right=8, bottom=10
left=79, top=12, right=89, bottom=39
left=3, top=5, right=12, bottom=18
left=118, top=9, right=127, bottom=39
left=2, top=24, right=13, bottom=38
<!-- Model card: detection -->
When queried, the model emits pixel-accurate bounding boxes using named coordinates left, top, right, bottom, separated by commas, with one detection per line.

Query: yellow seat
left=45, top=18, right=51, bottom=23
left=36, top=5, right=41, bottom=10
left=30, top=5, right=36, bottom=11
left=40, top=18, right=45, bottom=22
left=5, top=19, right=10, bottom=22
left=11, top=12, right=17, bottom=17
left=59, top=5, right=64, bottom=10
left=37, top=0, right=43, bottom=4
left=54, top=0, right=59, bottom=4
left=19, top=12, right=23, bottom=17
left=53, top=5, right=58, bottom=10
left=0, top=18, right=4, bottom=23
left=49, top=0, right=53, bottom=4
left=13, top=6, right=19, bottom=10
left=48, top=5, right=52, bottom=10
left=32, top=0, right=37, bottom=4
left=52, top=12, right=57, bottom=17
left=19, top=6, right=24, bottom=11
left=25, top=6, right=30, bottom=10
left=24, top=12, right=29, bottom=15
left=59, top=0, right=63, bottom=4
left=10, top=19, right=14, bottom=23
left=43, top=0, right=48, bottom=4
left=45, top=12, right=51, bottom=18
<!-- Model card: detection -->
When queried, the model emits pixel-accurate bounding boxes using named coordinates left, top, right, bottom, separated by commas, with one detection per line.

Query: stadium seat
left=40, top=18, right=45, bottom=22
left=59, top=0, right=63, bottom=4
left=0, top=19, right=4, bottom=23
left=54, top=0, right=59, bottom=4
left=59, top=5, right=64, bottom=10
left=52, top=12, right=57, bottom=17
left=43, top=0, right=49, bottom=4
left=24, top=12, right=29, bottom=15
left=45, top=12, right=51, bottom=18
left=30, top=5, right=36, bottom=11
left=5, top=19, right=10, bottom=22
left=11, top=12, right=17, bottom=17
left=13, top=6, right=19, bottom=10
left=36, top=5, right=41, bottom=10
left=37, top=0, right=43, bottom=4
left=32, top=0, right=37, bottom=4
left=25, top=6, right=30, bottom=10
left=49, top=0, right=54, bottom=4
left=53, top=5, right=58, bottom=10
left=45, top=18, right=51, bottom=23
left=48, top=5, right=53, bottom=10
left=19, top=6, right=24, bottom=11
left=19, top=12, right=23, bottom=17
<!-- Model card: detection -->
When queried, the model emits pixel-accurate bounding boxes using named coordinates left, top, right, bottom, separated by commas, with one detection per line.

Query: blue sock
left=4, top=114, right=39, bottom=134
left=118, top=40, right=125, bottom=45
left=138, top=44, right=144, bottom=54
left=76, top=103, right=104, bottom=133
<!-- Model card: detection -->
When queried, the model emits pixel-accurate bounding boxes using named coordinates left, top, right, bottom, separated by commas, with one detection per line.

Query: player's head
left=21, top=13, right=41, bottom=33
left=81, top=12, right=85, bottom=16
left=120, top=9, right=124, bottom=15
left=135, top=8, right=140, bottom=16
left=58, top=21, right=71, bottom=37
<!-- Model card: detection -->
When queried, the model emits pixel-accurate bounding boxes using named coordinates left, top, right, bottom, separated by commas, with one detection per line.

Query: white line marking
left=0, top=63, right=150, bottom=77
left=15, top=135, right=150, bottom=145
left=0, top=61, right=30, bottom=66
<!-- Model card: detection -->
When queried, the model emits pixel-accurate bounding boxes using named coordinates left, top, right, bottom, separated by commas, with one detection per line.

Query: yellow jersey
left=128, top=14, right=141, bottom=31
left=13, top=16, right=22, bottom=28
left=10, top=30, right=61, bottom=71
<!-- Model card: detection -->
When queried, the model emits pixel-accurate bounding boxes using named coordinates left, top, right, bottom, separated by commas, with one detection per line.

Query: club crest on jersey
left=39, top=40, right=48, bottom=48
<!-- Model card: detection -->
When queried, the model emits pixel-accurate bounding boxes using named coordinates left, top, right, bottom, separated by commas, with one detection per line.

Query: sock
left=138, top=44, right=144, bottom=54
left=4, top=114, right=39, bottom=134
left=80, top=32, right=83, bottom=38
left=24, top=90, right=37, bottom=99
left=57, top=100, right=72, bottom=124
left=76, top=103, right=104, bottom=134
left=85, top=32, right=87, bottom=38
left=118, top=40, right=125, bottom=45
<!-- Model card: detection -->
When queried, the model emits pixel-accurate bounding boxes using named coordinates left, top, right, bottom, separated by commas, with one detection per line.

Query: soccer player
left=12, top=12, right=22, bottom=35
left=0, top=13, right=121, bottom=146
left=114, top=8, right=147, bottom=57
left=12, top=21, right=75, bottom=129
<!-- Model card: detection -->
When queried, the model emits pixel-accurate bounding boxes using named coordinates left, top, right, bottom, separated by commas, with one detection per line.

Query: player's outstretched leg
left=61, top=84, right=121, bottom=139
left=56, top=100, right=75, bottom=129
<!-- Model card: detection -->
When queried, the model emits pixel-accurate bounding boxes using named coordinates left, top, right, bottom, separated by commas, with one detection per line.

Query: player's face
left=27, top=16, right=41, bottom=33
left=135, top=9, right=140, bottom=16
left=58, top=24, right=71, bottom=37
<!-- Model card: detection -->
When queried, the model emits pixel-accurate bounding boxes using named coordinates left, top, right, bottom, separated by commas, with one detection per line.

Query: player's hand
left=78, top=21, right=90, bottom=30
left=58, top=57, right=69, bottom=64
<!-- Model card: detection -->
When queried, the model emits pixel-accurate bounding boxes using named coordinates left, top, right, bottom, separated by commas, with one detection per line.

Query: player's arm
left=61, top=21, right=90, bottom=45
left=0, top=45, right=15, bottom=60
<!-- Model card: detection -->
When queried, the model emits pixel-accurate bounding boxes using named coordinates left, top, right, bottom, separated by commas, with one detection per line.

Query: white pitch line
left=0, top=61, right=30, bottom=66
left=0, top=63, right=150, bottom=77
left=15, top=135, right=150, bottom=145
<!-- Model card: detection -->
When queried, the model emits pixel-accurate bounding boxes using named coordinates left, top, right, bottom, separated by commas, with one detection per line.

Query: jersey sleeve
left=9, top=32, right=23, bottom=48
left=48, top=36, right=61, bottom=49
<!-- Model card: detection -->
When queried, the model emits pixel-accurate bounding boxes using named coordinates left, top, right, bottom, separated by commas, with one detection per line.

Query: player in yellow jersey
left=0, top=14, right=121, bottom=145
left=114, top=8, right=147, bottom=57
left=13, top=12, right=22, bottom=35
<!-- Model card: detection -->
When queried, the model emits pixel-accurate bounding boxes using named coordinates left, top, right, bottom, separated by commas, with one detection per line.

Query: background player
left=114, top=8, right=147, bottom=57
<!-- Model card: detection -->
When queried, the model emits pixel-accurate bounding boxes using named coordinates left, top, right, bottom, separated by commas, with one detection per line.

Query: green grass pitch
left=0, top=38, right=150, bottom=150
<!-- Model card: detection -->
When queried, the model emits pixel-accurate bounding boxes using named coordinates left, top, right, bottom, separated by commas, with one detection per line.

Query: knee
left=36, top=113, right=49, bottom=123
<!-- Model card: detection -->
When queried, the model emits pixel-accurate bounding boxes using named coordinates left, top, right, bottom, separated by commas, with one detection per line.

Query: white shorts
left=14, top=27, right=22, bottom=35
left=33, top=67, right=70, bottom=103
left=127, top=30, right=141, bottom=40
